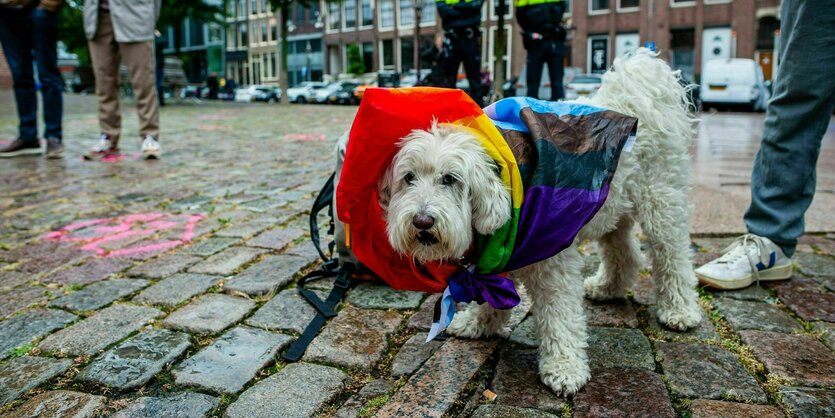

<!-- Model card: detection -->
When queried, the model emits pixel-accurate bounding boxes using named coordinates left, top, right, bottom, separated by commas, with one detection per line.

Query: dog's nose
left=412, top=214, right=435, bottom=230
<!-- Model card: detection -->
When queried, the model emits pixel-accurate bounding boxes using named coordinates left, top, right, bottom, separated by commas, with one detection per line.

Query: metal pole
left=494, top=0, right=506, bottom=100
left=414, top=0, right=421, bottom=77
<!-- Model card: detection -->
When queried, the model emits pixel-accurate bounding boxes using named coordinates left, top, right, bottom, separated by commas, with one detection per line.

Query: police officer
left=436, top=0, right=485, bottom=107
left=516, top=0, right=566, bottom=101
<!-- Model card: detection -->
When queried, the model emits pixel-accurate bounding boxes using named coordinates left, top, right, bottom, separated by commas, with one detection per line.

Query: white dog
left=377, top=49, right=702, bottom=395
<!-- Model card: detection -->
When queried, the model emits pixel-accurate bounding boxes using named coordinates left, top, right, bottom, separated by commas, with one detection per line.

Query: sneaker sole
left=697, top=263, right=793, bottom=290
left=0, top=148, right=42, bottom=158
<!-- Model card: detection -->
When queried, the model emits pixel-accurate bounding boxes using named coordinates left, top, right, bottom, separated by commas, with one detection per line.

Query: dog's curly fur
left=377, top=48, right=702, bottom=395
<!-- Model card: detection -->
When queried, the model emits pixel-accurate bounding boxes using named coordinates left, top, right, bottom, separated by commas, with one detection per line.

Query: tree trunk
left=280, top=3, right=291, bottom=104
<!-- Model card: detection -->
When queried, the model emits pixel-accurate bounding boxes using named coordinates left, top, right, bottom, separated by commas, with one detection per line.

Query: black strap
left=283, top=266, right=353, bottom=362
left=310, top=172, right=336, bottom=264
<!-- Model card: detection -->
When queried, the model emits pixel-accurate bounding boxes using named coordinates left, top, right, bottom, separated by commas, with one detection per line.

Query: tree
left=59, top=1, right=89, bottom=66
left=346, top=44, right=365, bottom=76
left=157, top=0, right=226, bottom=55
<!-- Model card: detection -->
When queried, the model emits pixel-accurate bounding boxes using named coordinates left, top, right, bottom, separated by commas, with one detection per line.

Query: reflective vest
left=436, top=0, right=475, bottom=4
left=515, top=0, right=563, bottom=7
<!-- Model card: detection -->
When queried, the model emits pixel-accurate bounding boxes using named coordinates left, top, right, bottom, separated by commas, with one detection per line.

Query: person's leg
left=525, top=43, right=544, bottom=100
left=0, top=7, right=38, bottom=143
left=460, top=35, right=484, bottom=107
left=545, top=41, right=565, bottom=101
left=439, top=35, right=460, bottom=89
left=88, top=12, right=122, bottom=144
left=119, top=40, right=160, bottom=139
left=743, top=0, right=835, bottom=257
left=32, top=7, right=63, bottom=141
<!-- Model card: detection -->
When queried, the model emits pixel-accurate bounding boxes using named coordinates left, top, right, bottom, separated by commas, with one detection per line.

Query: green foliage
left=59, top=2, right=89, bottom=66
left=347, top=44, right=365, bottom=75
left=9, top=344, right=33, bottom=358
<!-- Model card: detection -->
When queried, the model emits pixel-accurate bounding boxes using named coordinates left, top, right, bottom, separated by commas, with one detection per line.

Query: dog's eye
left=404, top=172, right=415, bottom=185
left=442, top=174, right=457, bottom=186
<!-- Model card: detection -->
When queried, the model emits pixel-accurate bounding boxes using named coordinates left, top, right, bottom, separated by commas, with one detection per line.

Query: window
left=589, top=0, right=609, bottom=13
left=362, top=42, right=374, bottom=71
left=420, top=0, right=435, bottom=25
left=272, top=53, right=277, bottom=78
left=617, top=0, right=639, bottom=11
left=239, top=0, right=246, bottom=17
left=399, top=0, right=415, bottom=27
left=671, top=0, right=696, bottom=6
left=271, top=22, right=277, bottom=42
left=361, top=0, right=373, bottom=27
left=379, top=0, right=395, bottom=29
left=251, top=0, right=258, bottom=14
left=240, top=22, right=248, bottom=46
left=328, top=1, right=340, bottom=31
left=189, top=20, right=205, bottom=46
left=400, top=37, right=414, bottom=71
left=344, top=0, right=357, bottom=29
left=381, top=38, right=394, bottom=68
left=295, top=3, right=306, bottom=23
left=587, top=35, right=609, bottom=73
left=261, top=22, right=267, bottom=42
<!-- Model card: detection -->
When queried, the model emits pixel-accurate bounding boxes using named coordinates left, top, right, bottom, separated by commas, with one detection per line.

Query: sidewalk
left=0, top=96, right=833, bottom=417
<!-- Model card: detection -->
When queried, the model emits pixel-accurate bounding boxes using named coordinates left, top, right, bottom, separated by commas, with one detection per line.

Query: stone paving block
left=224, top=362, right=348, bottom=418
left=584, top=299, right=639, bottom=328
left=346, top=282, right=424, bottom=310
left=76, top=329, right=191, bottom=389
left=4, top=390, right=106, bottom=418
left=111, top=392, right=220, bottom=418
left=245, top=288, right=326, bottom=334
left=334, top=379, right=394, bottom=418
left=391, top=332, right=444, bottom=378
left=710, top=285, right=772, bottom=302
left=163, top=294, right=255, bottom=334
left=188, top=247, right=267, bottom=276
left=10, top=241, right=89, bottom=274
left=242, top=197, right=289, bottom=213
left=647, top=307, right=719, bottom=341
left=173, top=326, right=292, bottom=394
left=41, top=257, right=132, bottom=285
left=630, top=273, right=655, bottom=305
left=126, top=254, right=202, bottom=279
left=183, top=237, right=239, bottom=257
left=0, top=286, right=48, bottom=319
left=573, top=368, right=675, bottom=418
left=769, top=276, right=835, bottom=322
left=689, top=399, right=785, bottom=418
left=225, top=255, right=310, bottom=296
left=407, top=294, right=440, bottom=330
left=133, top=273, right=222, bottom=307
left=49, top=279, right=148, bottom=312
left=656, top=341, right=766, bottom=403
left=794, top=252, right=835, bottom=277
left=0, top=271, right=31, bottom=293
left=375, top=339, right=498, bottom=418
left=304, top=306, right=402, bottom=369
left=509, top=316, right=537, bottom=348
left=246, top=227, right=305, bottom=250
left=0, top=356, right=73, bottom=406
left=39, top=304, right=162, bottom=356
left=0, top=309, right=77, bottom=360
left=588, top=327, right=654, bottom=370
left=491, top=346, right=566, bottom=413
left=738, top=330, right=835, bottom=387
left=779, top=387, right=835, bottom=418
left=215, top=220, right=276, bottom=238
left=284, top=241, right=323, bottom=264
left=813, top=321, right=835, bottom=350
left=713, top=298, right=802, bottom=333
left=471, top=405, right=560, bottom=418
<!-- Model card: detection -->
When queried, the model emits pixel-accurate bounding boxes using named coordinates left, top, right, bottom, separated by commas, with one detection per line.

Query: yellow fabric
left=436, top=0, right=475, bottom=5
left=515, top=0, right=563, bottom=7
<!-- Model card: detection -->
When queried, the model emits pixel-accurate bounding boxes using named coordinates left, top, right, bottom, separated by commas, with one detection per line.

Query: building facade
left=570, top=0, right=781, bottom=81
left=164, top=18, right=225, bottom=84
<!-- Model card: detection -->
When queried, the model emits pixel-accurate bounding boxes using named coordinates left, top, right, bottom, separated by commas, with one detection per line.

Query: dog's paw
left=656, top=304, right=702, bottom=331
left=446, top=307, right=509, bottom=339
left=539, top=359, right=591, bottom=396
left=584, top=272, right=626, bottom=301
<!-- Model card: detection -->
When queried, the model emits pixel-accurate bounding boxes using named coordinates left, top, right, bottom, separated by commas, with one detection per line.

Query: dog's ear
left=377, top=166, right=393, bottom=212
left=470, top=159, right=511, bottom=235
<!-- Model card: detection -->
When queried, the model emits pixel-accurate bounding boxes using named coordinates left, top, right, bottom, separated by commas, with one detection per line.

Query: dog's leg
left=446, top=301, right=512, bottom=338
left=636, top=187, right=702, bottom=330
left=518, top=247, right=590, bottom=395
left=584, top=217, right=643, bottom=301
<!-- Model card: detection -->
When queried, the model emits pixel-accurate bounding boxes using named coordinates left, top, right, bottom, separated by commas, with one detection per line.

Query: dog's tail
left=593, top=48, right=697, bottom=148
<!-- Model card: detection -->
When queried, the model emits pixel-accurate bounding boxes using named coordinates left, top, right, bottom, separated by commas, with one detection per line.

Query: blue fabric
left=0, top=6, right=63, bottom=141
left=485, top=97, right=608, bottom=133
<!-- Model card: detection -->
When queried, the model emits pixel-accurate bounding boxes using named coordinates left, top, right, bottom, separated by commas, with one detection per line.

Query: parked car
left=313, top=80, right=358, bottom=104
left=234, top=85, right=281, bottom=103
left=564, top=74, right=603, bottom=100
left=328, top=82, right=361, bottom=105
left=180, top=85, right=203, bottom=99
left=354, top=80, right=378, bottom=102
left=700, top=59, right=770, bottom=112
left=287, top=81, right=327, bottom=103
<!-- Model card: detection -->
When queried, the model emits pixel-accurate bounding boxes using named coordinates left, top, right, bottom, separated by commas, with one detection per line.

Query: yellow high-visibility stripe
left=436, top=0, right=475, bottom=5
left=515, top=0, right=563, bottom=7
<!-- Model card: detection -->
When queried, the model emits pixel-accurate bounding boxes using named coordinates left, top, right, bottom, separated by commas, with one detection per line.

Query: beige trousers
left=88, top=11, right=159, bottom=143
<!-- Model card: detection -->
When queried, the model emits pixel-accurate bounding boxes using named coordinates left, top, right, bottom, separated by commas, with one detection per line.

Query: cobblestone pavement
left=1, top=96, right=834, bottom=418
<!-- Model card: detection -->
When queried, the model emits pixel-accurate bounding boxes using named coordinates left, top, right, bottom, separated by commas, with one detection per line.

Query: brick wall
left=0, top=47, right=12, bottom=89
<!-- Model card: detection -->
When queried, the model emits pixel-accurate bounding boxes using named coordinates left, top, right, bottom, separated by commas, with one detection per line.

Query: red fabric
left=336, top=87, right=483, bottom=292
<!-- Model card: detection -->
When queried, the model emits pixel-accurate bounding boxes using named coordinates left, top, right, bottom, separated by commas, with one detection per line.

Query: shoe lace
left=717, top=234, right=772, bottom=286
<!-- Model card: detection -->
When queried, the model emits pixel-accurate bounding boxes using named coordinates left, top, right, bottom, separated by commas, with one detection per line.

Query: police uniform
left=436, top=0, right=485, bottom=107
left=516, top=0, right=566, bottom=101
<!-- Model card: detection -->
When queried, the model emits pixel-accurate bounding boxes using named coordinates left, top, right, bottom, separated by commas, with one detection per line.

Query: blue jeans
left=0, top=6, right=63, bottom=142
left=744, top=0, right=835, bottom=257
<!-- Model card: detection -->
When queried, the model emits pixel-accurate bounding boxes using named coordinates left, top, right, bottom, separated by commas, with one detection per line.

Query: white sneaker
left=695, top=234, right=792, bottom=290
left=83, top=134, right=118, bottom=160
left=141, top=135, right=161, bottom=159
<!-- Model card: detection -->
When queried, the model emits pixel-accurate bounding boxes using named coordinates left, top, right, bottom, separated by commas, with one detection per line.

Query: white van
left=701, top=59, right=770, bottom=111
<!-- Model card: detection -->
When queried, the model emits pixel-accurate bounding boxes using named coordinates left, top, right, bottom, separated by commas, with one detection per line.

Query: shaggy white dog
left=377, top=48, right=702, bottom=395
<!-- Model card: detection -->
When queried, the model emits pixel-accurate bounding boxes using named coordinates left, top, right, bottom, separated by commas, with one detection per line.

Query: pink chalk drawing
left=44, top=212, right=204, bottom=257
left=81, top=152, right=142, bottom=163
left=284, top=133, right=327, bottom=141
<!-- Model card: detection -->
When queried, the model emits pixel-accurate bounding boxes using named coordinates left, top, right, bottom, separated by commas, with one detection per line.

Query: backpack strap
left=310, top=172, right=336, bottom=267
left=283, top=264, right=353, bottom=362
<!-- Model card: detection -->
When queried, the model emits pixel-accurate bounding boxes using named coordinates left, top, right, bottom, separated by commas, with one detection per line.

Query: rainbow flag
left=337, top=87, right=637, bottom=310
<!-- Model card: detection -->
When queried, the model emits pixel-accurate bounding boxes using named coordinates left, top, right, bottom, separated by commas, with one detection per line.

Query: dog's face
left=378, top=123, right=512, bottom=263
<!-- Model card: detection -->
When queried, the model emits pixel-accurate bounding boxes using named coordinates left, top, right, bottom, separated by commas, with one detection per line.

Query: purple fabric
left=448, top=267, right=521, bottom=309
left=505, top=184, right=610, bottom=271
